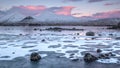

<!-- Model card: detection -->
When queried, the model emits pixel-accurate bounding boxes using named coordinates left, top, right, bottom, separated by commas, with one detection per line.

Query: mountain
left=0, top=10, right=120, bottom=26
left=34, top=11, right=81, bottom=25
left=78, top=16, right=96, bottom=22
left=0, top=12, right=25, bottom=23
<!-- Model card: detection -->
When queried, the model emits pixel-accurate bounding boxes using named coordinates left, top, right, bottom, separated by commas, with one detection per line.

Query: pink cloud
left=19, top=5, right=46, bottom=10
left=55, top=6, right=75, bottom=16
left=8, top=5, right=46, bottom=16
left=92, top=10, right=120, bottom=19
left=7, top=6, right=75, bottom=16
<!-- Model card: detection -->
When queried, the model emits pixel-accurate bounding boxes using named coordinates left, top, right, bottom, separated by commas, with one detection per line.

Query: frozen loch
left=0, top=26, right=120, bottom=64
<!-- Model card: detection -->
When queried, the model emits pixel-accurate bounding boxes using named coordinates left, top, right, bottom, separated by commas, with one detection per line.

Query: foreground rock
left=30, top=52, right=41, bottom=61
left=84, top=53, right=98, bottom=62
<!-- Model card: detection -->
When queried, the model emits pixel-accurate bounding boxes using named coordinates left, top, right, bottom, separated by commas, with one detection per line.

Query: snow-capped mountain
left=0, top=12, right=25, bottom=23
left=0, top=10, right=81, bottom=25
left=0, top=10, right=120, bottom=26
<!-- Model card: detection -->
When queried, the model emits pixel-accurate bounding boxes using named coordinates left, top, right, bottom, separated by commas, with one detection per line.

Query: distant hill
left=81, top=18, right=120, bottom=26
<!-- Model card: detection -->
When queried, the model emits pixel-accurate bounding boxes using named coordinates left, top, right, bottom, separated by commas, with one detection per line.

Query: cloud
left=5, top=5, right=75, bottom=16
left=72, top=13, right=81, bottom=15
left=104, top=2, right=120, bottom=6
left=54, top=6, right=75, bottom=16
left=92, top=10, right=120, bottom=19
left=20, top=5, right=46, bottom=10
left=88, top=0, right=106, bottom=3
left=7, top=5, right=46, bottom=16
left=4, top=5, right=120, bottom=19
left=78, top=10, right=120, bottom=20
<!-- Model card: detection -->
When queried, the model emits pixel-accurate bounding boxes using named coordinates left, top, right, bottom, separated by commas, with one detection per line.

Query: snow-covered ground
left=0, top=26, right=120, bottom=64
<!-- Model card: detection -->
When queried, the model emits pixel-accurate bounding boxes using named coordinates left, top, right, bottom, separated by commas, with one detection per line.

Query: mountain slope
left=0, top=11, right=6, bottom=18
left=0, top=12, right=25, bottom=23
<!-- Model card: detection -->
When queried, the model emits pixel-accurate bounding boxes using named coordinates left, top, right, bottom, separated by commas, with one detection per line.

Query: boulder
left=77, top=33, right=79, bottom=35
left=19, top=34, right=22, bottom=36
left=98, top=34, right=102, bottom=36
left=34, top=28, right=37, bottom=31
left=41, top=39, right=45, bottom=42
left=115, top=37, right=120, bottom=40
left=84, top=53, right=98, bottom=62
left=96, top=49, right=102, bottom=53
left=86, top=31, right=95, bottom=36
left=30, top=52, right=41, bottom=61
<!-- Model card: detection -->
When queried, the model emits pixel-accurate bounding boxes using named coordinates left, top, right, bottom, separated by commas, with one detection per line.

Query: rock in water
left=30, top=52, right=41, bottom=61
left=84, top=53, right=98, bottom=62
left=86, top=31, right=95, bottom=36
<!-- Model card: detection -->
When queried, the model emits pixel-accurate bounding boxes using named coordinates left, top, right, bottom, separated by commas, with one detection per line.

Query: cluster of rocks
left=84, top=49, right=116, bottom=63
